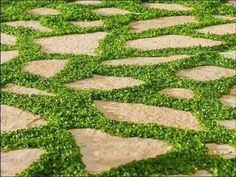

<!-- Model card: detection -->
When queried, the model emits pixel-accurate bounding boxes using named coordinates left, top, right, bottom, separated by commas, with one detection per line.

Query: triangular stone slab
left=27, top=7, right=60, bottom=15
left=1, top=149, right=45, bottom=176
left=220, top=86, right=236, bottom=108
left=206, top=143, right=236, bottom=159
left=71, top=20, right=103, bottom=27
left=24, top=59, right=68, bottom=78
left=1, top=50, right=18, bottom=64
left=93, top=8, right=130, bottom=16
left=220, top=50, right=236, bottom=60
left=197, top=23, right=236, bottom=35
left=94, top=100, right=203, bottom=131
left=218, top=119, right=236, bottom=131
left=1, top=33, right=16, bottom=45
left=166, top=170, right=212, bottom=177
left=1, top=105, right=44, bottom=132
left=70, top=128, right=172, bottom=173
left=160, top=88, right=194, bottom=99
left=143, top=2, right=193, bottom=11
left=75, top=0, right=100, bottom=5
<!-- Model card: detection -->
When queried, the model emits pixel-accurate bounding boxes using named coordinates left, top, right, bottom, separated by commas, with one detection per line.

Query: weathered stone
left=197, top=23, right=236, bottom=35
left=143, top=2, right=193, bottom=11
left=1, top=50, right=18, bottom=64
left=218, top=119, right=236, bottom=131
left=220, top=86, right=236, bottom=108
left=160, top=88, right=194, bottom=99
left=93, top=8, right=130, bottom=16
left=27, top=7, right=60, bottom=15
left=1, top=33, right=16, bottom=45
left=71, top=20, right=103, bottom=27
left=75, top=0, right=100, bottom=5
left=220, top=50, right=236, bottom=60
left=206, top=143, right=236, bottom=159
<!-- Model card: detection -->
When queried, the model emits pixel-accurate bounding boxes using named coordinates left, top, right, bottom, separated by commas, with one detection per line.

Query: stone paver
left=213, top=15, right=236, bottom=20
left=206, top=143, right=236, bottom=159
left=71, top=20, right=103, bottom=27
left=1, top=105, right=44, bottom=132
left=197, top=23, right=236, bottom=35
left=1, top=50, right=18, bottom=64
left=126, top=35, right=222, bottom=51
left=227, top=1, right=236, bottom=7
left=160, top=88, right=194, bottom=99
left=34, top=32, right=107, bottom=55
left=218, top=119, right=236, bottom=131
left=220, top=86, right=236, bottom=108
left=177, top=66, right=235, bottom=81
left=1, top=149, right=45, bottom=176
left=1, top=33, right=16, bottom=45
left=70, top=128, right=172, bottom=173
left=27, top=7, right=60, bottom=15
left=220, top=50, right=236, bottom=60
left=93, top=8, right=130, bottom=16
left=94, top=100, right=203, bottom=131
left=143, top=2, right=193, bottom=11
left=67, top=75, right=144, bottom=91
left=75, top=0, right=100, bottom=5
left=166, top=170, right=212, bottom=177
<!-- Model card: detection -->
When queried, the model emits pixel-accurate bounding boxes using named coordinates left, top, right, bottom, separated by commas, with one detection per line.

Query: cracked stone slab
left=218, top=119, right=236, bottom=131
left=94, top=100, right=203, bottom=131
left=1, top=149, right=45, bottom=176
left=1, top=105, right=44, bottom=132
left=166, top=170, right=212, bottom=177
left=75, top=0, right=100, bottom=5
left=71, top=20, right=103, bottom=27
left=213, top=15, right=236, bottom=20
left=143, top=2, right=193, bottom=11
left=2, top=83, right=54, bottom=96
left=27, top=7, right=60, bottom=15
left=93, top=8, right=130, bottom=16
left=24, top=59, right=68, bottom=78
left=70, top=128, right=172, bottom=173
left=220, top=50, right=236, bottom=60
left=34, top=32, right=107, bottom=55
left=206, top=143, right=236, bottom=159
left=1, top=33, right=16, bottom=45
left=160, top=88, right=194, bottom=99
left=1, top=50, right=18, bottom=64
left=130, top=16, right=196, bottom=32
left=197, top=23, right=236, bottom=35
left=126, top=35, right=222, bottom=51
left=177, top=66, right=235, bottom=81
left=220, top=86, right=236, bottom=108
left=67, top=75, right=144, bottom=91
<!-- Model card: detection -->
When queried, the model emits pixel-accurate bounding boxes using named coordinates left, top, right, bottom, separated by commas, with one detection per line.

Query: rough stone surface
left=75, top=0, right=100, bottom=5
left=71, top=20, right=103, bottom=27
left=177, top=66, right=235, bottom=81
left=67, top=75, right=144, bottom=91
left=27, top=7, right=60, bottom=15
left=1, top=149, right=45, bottom=176
left=1, top=33, right=16, bottom=45
left=143, top=2, right=193, bottom=11
left=213, top=15, right=236, bottom=20
left=220, top=86, right=236, bottom=108
left=166, top=170, right=212, bottom=177
left=1, top=50, right=18, bottom=64
left=227, top=1, right=236, bottom=6
left=220, top=50, right=236, bottom=60
left=70, top=128, right=172, bottom=173
left=34, top=32, right=107, bottom=55
left=160, top=88, right=194, bottom=99
left=197, top=23, right=236, bottom=35
left=94, top=100, right=203, bottom=131
left=93, top=8, right=130, bottom=16
left=218, top=119, right=236, bottom=131
left=206, top=143, right=236, bottom=159
left=126, top=35, right=222, bottom=51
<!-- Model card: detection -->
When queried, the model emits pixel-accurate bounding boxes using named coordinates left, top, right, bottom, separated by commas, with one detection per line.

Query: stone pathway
left=218, top=119, right=236, bottom=131
left=206, top=143, right=236, bottom=159
left=1, top=33, right=16, bottom=45
left=143, top=2, right=192, bottom=11
left=160, top=88, right=194, bottom=99
left=93, top=8, right=130, bottom=16
left=75, top=0, right=101, bottom=5
left=1, top=50, right=18, bottom=64
left=220, top=86, right=236, bottom=108
left=27, top=8, right=60, bottom=15
left=197, top=23, right=236, bottom=35
left=71, top=20, right=103, bottom=27
left=220, top=50, right=236, bottom=60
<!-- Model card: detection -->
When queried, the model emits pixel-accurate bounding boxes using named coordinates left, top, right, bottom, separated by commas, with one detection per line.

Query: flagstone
left=67, top=75, right=144, bottom=91
left=1, top=50, right=18, bottom=64
left=1, top=33, right=16, bottom=45
left=1, top=149, right=45, bottom=176
left=220, top=86, right=236, bottom=108
left=227, top=1, right=236, bottom=6
left=206, top=143, right=236, bottom=159
left=197, top=23, right=236, bottom=35
left=34, top=32, right=107, bottom=55
left=126, top=35, right=222, bottom=51
left=93, top=8, right=130, bottom=16
left=94, top=100, right=203, bottom=131
left=70, top=128, right=172, bottom=173
left=75, top=0, right=100, bottom=5
left=27, top=7, right=60, bottom=15
left=213, top=15, right=236, bottom=20
left=218, top=119, right=236, bottom=131
left=166, top=170, right=212, bottom=177
left=71, top=20, right=103, bottom=27
left=143, top=2, right=193, bottom=11
left=220, top=50, right=236, bottom=60
left=160, top=88, right=194, bottom=99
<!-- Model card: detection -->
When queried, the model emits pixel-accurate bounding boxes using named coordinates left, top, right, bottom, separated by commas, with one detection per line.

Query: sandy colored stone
left=197, top=23, right=236, bottom=35
left=1, top=50, right=18, bottom=64
left=220, top=86, right=236, bottom=108
left=67, top=75, right=144, bottom=91
left=34, top=32, right=107, bottom=55
left=71, top=20, right=103, bottom=27
left=130, top=16, right=196, bottom=32
left=166, top=170, right=212, bottom=177
left=218, top=119, right=236, bottom=131
left=160, top=88, right=194, bottom=99
left=126, top=35, right=222, bottom=51
left=70, top=128, right=171, bottom=173
left=220, top=50, right=236, bottom=60
left=1, top=105, right=44, bottom=132
left=94, top=100, right=203, bottom=131
left=143, top=2, right=193, bottom=11
left=206, top=143, right=236, bottom=159
left=27, top=7, right=60, bottom=15
left=2, top=83, right=54, bottom=96
left=213, top=15, right=236, bottom=20
left=24, top=59, right=68, bottom=78
left=1, top=149, right=45, bottom=176
left=177, top=66, right=235, bottom=81
left=75, top=0, right=100, bottom=5
left=227, top=1, right=236, bottom=6
left=1, top=33, right=16, bottom=45
left=93, top=8, right=130, bottom=16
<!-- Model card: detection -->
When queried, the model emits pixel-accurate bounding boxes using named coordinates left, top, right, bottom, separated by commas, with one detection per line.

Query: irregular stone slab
left=27, top=7, right=60, bottom=15
left=166, top=170, right=212, bottom=177
left=1, top=149, right=45, bottom=176
left=70, top=128, right=171, bottom=173
left=227, top=1, right=236, bottom=7
left=206, top=143, right=236, bottom=159
left=1, top=50, right=18, bottom=64
left=93, top=8, right=130, bottom=16
left=220, top=86, right=236, bottom=108
left=160, top=88, right=194, bottom=99
left=143, top=2, right=193, bottom=11
left=130, top=16, right=196, bottom=32
left=24, top=59, right=68, bottom=78
left=71, top=20, right=103, bottom=27
left=94, top=100, right=203, bottom=131
left=218, top=119, right=236, bottom=131
left=67, top=75, right=144, bottom=91
left=220, top=50, right=236, bottom=60
left=34, top=32, right=107, bottom=55
left=75, top=0, right=100, bottom=5
left=2, top=83, right=54, bottom=96
left=126, top=35, right=222, bottom=51
left=1, top=105, right=44, bottom=132
left=197, top=23, right=236, bottom=35
left=102, top=55, right=190, bottom=66
left=177, top=66, right=235, bottom=81
left=1, top=33, right=16, bottom=45
left=3, top=21, right=52, bottom=32
left=213, top=15, right=236, bottom=20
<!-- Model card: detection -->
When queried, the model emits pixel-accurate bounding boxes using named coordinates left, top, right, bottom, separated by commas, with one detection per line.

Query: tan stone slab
left=75, top=0, right=100, bottom=5
left=1, top=105, right=44, bottom=132
left=24, top=59, right=68, bottom=78
left=67, top=75, right=144, bottom=91
left=2, top=83, right=54, bottom=96
left=1, top=149, right=45, bottom=176
left=227, top=1, right=236, bottom=7
left=220, top=50, right=236, bottom=60
left=197, top=23, right=236, bottom=35
left=27, top=7, right=60, bottom=15
left=3, top=21, right=52, bottom=32
left=220, top=86, right=236, bottom=108
left=206, top=143, right=236, bottom=159
left=71, top=20, right=103, bottom=27
left=93, top=8, right=130, bottom=16
left=126, top=35, right=222, bottom=51
left=70, top=128, right=172, bottom=173
left=94, top=100, right=203, bottom=131
left=166, top=170, right=212, bottom=177
left=213, top=15, right=236, bottom=20
left=34, top=32, right=107, bottom=55
left=130, top=16, right=196, bottom=32
left=218, top=119, right=236, bottom=131
left=143, top=2, right=193, bottom=11
left=177, top=66, right=235, bottom=81
left=1, top=50, right=18, bottom=64
left=160, top=88, right=194, bottom=99
left=1, top=33, right=16, bottom=45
